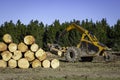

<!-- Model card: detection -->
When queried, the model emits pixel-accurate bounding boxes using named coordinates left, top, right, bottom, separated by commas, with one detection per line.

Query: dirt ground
left=0, top=58, right=120, bottom=80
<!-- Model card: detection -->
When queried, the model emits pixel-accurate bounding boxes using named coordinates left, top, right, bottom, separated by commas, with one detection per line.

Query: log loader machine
left=48, top=23, right=118, bottom=62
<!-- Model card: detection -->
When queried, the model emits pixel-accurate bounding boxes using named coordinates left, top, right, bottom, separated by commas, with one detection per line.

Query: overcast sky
left=0, top=0, right=120, bottom=26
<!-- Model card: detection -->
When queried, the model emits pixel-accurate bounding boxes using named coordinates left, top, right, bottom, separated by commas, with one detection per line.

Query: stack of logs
left=0, top=34, right=60, bottom=69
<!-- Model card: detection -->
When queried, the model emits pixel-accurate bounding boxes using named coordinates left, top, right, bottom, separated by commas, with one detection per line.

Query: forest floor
left=0, top=57, right=120, bottom=80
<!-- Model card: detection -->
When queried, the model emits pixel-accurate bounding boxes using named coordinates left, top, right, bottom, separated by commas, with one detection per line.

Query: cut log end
left=32, top=59, right=41, bottom=68
left=3, top=34, right=13, bottom=43
left=18, top=58, right=29, bottom=69
left=0, top=42, right=7, bottom=51
left=24, top=35, right=35, bottom=45
left=1, top=51, right=12, bottom=61
left=51, top=59, right=60, bottom=69
left=8, top=59, right=17, bottom=68
left=8, top=43, right=17, bottom=52
left=42, top=59, right=50, bottom=68
left=0, top=60, right=7, bottom=68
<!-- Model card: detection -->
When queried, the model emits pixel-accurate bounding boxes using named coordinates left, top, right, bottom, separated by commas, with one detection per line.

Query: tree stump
left=32, top=59, right=41, bottom=68
left=24, top=50, right=35, bottom=61
left=0, top=42, right=7, bottom=51
left=18, top=58, right=29, bottom=69
left=8, top=59, right=17, bottom=68
left=8, top=43, right=17, bottom=52
left=24, top=35, right=35, bottom=45
left=42, top=59, right=50, bottom=68
left=1, top=51, right=12, bottom=61
left=3, top=33, right=13, bottom=43
left=30, top=43, right=39, bottom=52
left=0, top=60, right=7, bottom=68
left=18, top=42, right=28, bottom=52
left=12, top=50, right=22, bottom=60
left=51, top=59, right=60, bottom=69
left=35, top=48, right=47, bottom=61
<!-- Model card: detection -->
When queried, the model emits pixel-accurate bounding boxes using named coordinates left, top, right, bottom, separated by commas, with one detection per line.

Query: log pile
left=0, top=33, right=60, bottom=69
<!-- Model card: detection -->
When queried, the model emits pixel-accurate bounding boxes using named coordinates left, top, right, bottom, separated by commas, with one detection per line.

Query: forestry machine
left=48, top=23, right=118, bottom=62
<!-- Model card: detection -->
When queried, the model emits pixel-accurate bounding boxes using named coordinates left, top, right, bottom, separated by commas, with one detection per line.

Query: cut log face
left=8, top=59, right=17, bottom=68
left=1, top=51, right=12, bottom=61
left=0, top=42, right=7, bottom=51
left=51, top=59, right=60, bottom=69
left=35, top=48, right=47, bottom=61
left=24, top=50, right=35, bottom=61
left=18, top=58, right=29, bottom=69
left=12, top=50, right=22, bottom=60
left=0, top=60, right=7, bottom=68
left=3, top=34, right=13, bottom=43
left=18, top=42, right=28, bottom=52
left=30, top=43, right=39, bottom=52
left=24, top=35, right=35, bottom=45
left=32, top=59, right=41, bottom=68
left=8, top=43, right=17, bottom=52
left=42, top=59, right=50, bottom=68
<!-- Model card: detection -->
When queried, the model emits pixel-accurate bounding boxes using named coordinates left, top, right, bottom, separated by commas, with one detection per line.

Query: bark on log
left=18, top=42, right=28, bottom=52
left=24, top=50, right=35, bottom=61
left=8, top=43, right=17, bottom=52
left=24, top=35, right=35, bottom=45
left=1, top=51, right=12, bottom=61
left=8, top=59, right=17, bottom=68
left=42, top=59, right=50, bottom=68
left=51, top=59, right=60, bottom=69
left=3, top=34, right=13, bottom=43
left=35, top=48, right=47, bottom=61
left=12, top=50, right=22, bottom=60
left=0, top=60, right=7, bottom=68
left=32, top=59, right=41, bottom=68
left=0, top=42, right=7, bottom=51
left=18, top=58, right=29, bottom=69
left=30, top=43, right=39, bottom=52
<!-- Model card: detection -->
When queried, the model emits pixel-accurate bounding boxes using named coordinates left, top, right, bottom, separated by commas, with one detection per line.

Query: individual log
left=0, top=42, right=7, bottom=51
left=12, top=50, right=22, bottom=60
left=24, top=50, right=35, bottom=61
left=18, top=58, right=29, bottom=69
left=35, top=48, right=47, bottom=61
left=30, top=43, right=39, bottom=52
left=51, top=59, right=60, bottom=69
left=18, top=42, right=28, bottom=52
left=8, top=43, right=17, bottom=52
left=1, top=51, right=12, bottom=61
left=8, top=59, right=17, bottom=68
left=0, top=60, right=7, bottom=68
left=42, top=59, right=50, bottom=68
left=24, top=35, right=35, bottom=45
left=32, top=59, right=41, bottom=68
left=3, top=33, right=13, bottom=43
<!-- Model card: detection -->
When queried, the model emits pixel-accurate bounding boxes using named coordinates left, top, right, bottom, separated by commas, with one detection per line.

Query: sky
left=0, top=0, right=120, bottom=26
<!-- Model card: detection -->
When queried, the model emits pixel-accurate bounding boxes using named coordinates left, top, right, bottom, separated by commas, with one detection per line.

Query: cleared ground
left=0, top=57, right=120, bottom=80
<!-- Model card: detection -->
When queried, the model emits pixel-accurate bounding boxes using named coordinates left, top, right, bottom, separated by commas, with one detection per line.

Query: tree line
left=0, top=19, right=120, bottom=51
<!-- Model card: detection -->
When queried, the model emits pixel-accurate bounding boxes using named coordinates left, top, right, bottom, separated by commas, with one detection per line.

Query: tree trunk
left=32, top=59, right=41, bottom=68
left=8, top=43, right=17, bottom=52
left=42, top=59, right=50, bottom=68
left=8, top=59, right=17, bottom=68
left=0, top=60, right=7, bottom=68
left=51, top=59, right=60, bottom=69
left=2, top=33, right=13, bottom=43
left=24, top=35, right=35, bottom=45
left=24, top=50, right=35, bottom=61
left=18, top=42, right=28, bottom=52
left=0, top=42, right=7, bottom=51
left=1, top=51, right=12, bottom=61
left=12, top=50, right=22, bottom=60
left=18, top=58, right=29, bottom=69
left=30, top=43, right=39, bottom=52
left=35, top=48, right=47, bottom=61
